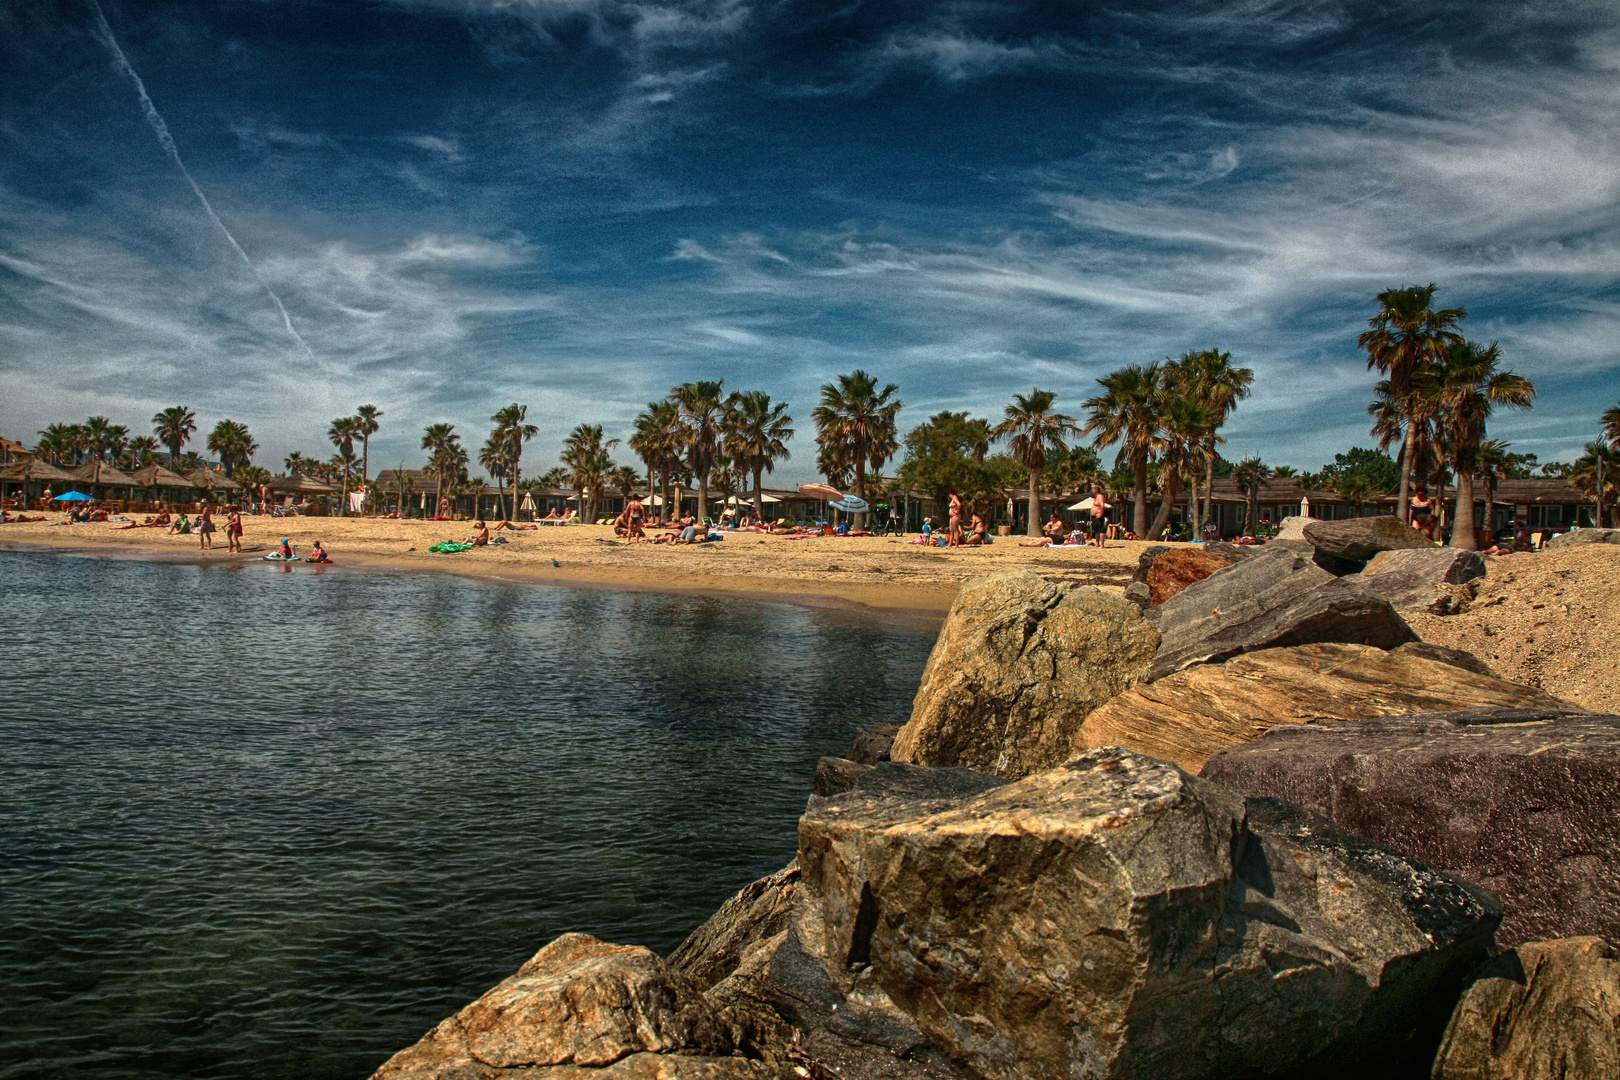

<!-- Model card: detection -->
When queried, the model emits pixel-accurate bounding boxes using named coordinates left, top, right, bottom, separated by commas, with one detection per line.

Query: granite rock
left=850, top=724, right=901, bottom=765
left=1434, top=936, right=1620, bottom=1080
left=1303, top=516, right=1432, bottom=561
left=1077, top=642, right=1563, bottom=772
left=1145, top=545, right=1415, bottom=681
left=669, top=862, right=800, bottom=992
left=1146, top=547, right=1233, bottom=606
left=798, top=751, right=1501, bottom=1080
left=1200, top=706, right=1619, bottom=947
left=371, top=934, right=746, bottom=1080
left=1130, top=545, right=1173, bottom=583
left=890, top=572, right=1158, bottom=777
left=1546, top=527, right=1620, bottom=549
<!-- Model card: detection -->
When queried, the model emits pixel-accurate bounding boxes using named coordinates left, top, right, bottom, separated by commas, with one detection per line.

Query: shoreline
left=0, top=518, right=1144, bottom=627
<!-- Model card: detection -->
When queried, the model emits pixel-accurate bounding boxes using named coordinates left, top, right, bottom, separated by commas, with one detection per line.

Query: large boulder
left=1077, top=642, right=1566, bottom=772
left=798, top=751, right=1501, bottom=1080
left=1146, top=547, right=1232, bottom=605
left=1200, top=706, right=1619, bottom=947
left=1343, top=547, right=1487, bottom=614
left=1434, top=936, right=1620, bottom=1080
left=371, top=933, right=763, bottom=1080
left=1547, top=527, right=1620, bottom=549
left=890, top=572, right=1158, bottom=777
left=1145, top=545, right=1415, bottom=681
left=1303, top=515, right=1433, bottom=561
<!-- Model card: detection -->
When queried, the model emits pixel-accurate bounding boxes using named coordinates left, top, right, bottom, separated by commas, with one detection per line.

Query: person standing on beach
left=1090, top=485, right=1109, bottom=548
left=225, top=509, right=243, bottom=553
left=198, top=506, right=215, bottom=550
left=948, top=490, right=963, bottom=547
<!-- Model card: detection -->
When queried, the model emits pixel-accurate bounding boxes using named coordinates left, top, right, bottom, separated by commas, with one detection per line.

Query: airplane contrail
left=87, top=0, right=315, bottom=360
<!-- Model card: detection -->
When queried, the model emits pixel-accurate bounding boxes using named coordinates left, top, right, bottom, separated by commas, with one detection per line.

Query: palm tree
left=1359, top=284, right=1467, bottom=521
left=490, top=404, right=538, bottom=520
left=328, top=417, right=362, bottom=511
left=479, top=435, right=513, bottom=520
left=153, top=406, right=197, bottom=466
left=1178, top=349, right=1253, bottom=531
left=284, top=450, right=311, bottom=475
left=1424, top=341, right=1535, bottom=549
left=723, top=390, right=794, bottom=521
left=233, top=463, right=271, bottom=490
left=671, top=381, right=725, bottom=523
left=1333, top=472, right=1377, bottom=518
left=561, top=424, right=619, bottom=522
left=207, top=420, right=257, bottom=474
left=631, top=401, right=679, bottom=523
left=812, top=370, right=902, bottom=530
left=34, top=423, right=75, bottom=466
left=1082, top=362, right=1163, bottom=537
left=1145, top=391, right=1217, bottom=540
left=123, top=435, right=161, bottom=469
left=1602, top=403, right=1620, bottom=446
left=1572, top=442, right=1620, bottom=528
left=1476, top=439, right=1512, bottom=532
left=422, top=423, right=461, bottom=513
left=354, top=404, right=383, bottom=485
left=612, top=465, right=640, bottom=503
left=990, top=388, right=1080, bottom=537
left=1232, top=456, right=1271, bottom=536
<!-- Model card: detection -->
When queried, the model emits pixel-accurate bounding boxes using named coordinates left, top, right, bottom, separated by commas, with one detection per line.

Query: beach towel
left=428, top=541, right=473, bottom=553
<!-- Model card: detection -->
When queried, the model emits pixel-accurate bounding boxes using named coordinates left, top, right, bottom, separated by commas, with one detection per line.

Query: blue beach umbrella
left=829, top=496, right=870, bottom=514
left=52, top=491, right=92, bottom=502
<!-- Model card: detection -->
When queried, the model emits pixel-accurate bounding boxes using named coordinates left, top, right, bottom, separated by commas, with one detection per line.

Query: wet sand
left=0, top=514, right=1149, bottom=618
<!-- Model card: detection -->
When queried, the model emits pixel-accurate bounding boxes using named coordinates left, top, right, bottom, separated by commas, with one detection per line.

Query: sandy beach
left=0, top=514, right=1145, bottom=616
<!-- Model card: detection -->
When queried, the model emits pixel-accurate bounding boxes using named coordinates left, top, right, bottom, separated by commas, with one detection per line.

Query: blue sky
left=2, top=0, right=1617, bottom=480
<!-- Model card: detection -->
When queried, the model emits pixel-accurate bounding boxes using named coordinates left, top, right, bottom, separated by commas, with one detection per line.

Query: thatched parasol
left=70, top=461, right=141, bottom=487
left=129, top=463, right=197, bottom=490
left=0, top=458, right=79, bottom=484
left=188, top=468, right=241, bottom=492
left=267, top=473, right=338, bottom=494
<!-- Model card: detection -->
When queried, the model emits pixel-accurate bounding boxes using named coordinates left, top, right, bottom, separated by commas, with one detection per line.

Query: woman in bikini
left=197, top=506, right=215, bottom=550
left=225, top=509, right=243, bottom=553
left=947, top=490, right=963, bottom=547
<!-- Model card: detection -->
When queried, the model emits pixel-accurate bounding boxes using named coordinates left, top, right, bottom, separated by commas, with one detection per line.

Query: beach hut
left=0, top=457, right=79, bottom=508
left=0, top=436, right=29, bottom=464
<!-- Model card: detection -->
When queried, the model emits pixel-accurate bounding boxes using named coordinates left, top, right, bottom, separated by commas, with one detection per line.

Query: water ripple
left=0, top=551, right=934, bottom=1080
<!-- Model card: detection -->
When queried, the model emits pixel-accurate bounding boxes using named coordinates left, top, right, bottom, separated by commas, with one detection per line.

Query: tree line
left=27, top=286, right=1619, bottom=535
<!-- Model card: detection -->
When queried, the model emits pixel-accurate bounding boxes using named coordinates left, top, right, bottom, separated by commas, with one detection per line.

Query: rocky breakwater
left=373, top=751, right=1506, bottom=1080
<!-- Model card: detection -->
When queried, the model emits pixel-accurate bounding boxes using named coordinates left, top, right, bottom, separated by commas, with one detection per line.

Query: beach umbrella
left=52, top=491, right=92, bottom=501
left=829, top=496, right=869, bottom=513
left=187, top=468, right=240, bottom=492
left=129, top=463, right=196, bottom=491
left=1067, top=497, right=1095, bottom=512
left=521, top=492, right=537, bottom=512
left=0, top=458, right=79, bottom=484
left=798, top=482, right=843, bottom=500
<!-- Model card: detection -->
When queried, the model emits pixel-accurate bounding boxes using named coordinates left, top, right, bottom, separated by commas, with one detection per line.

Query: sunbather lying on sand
left=120, top=512, right=173, bottom=529
left=493, top=519, right=538, bottom=531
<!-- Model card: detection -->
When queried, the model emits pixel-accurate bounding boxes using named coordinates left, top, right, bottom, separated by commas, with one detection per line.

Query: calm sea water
left=0, top=550, right=936, bottom=1080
